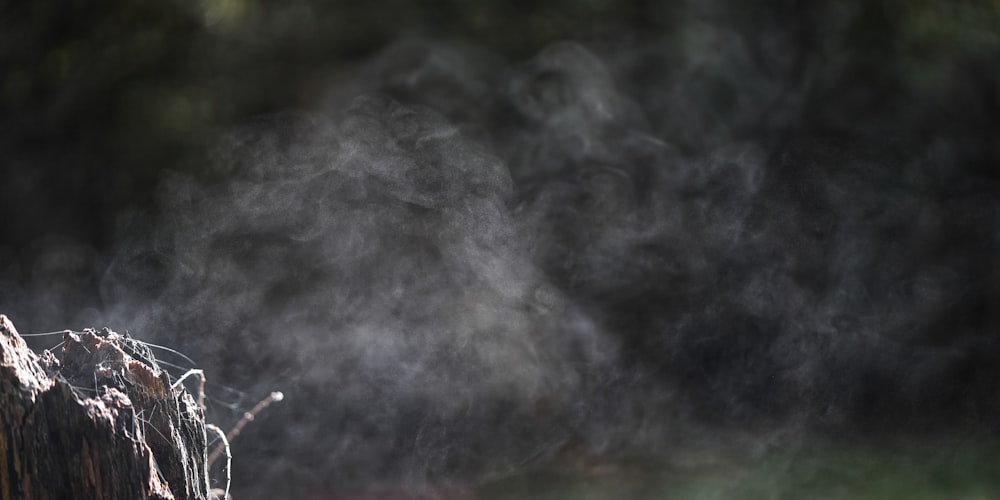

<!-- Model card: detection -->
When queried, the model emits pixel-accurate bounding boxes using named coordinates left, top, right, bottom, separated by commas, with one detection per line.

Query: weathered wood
left=0, top=314, right=210, bottom=499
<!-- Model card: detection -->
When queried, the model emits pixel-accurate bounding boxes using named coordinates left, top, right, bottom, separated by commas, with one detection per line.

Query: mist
left=3, top=2, right=999, bottom=498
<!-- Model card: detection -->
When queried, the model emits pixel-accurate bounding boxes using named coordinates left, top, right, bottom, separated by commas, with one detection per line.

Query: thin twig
left=135, top=340, right=200, bottom=367
left=205, top=424, right=231, bottom=500
left=170, top=369, right=206, bottom=409
left=20, top=330, right=77, bottom=337
left=207, top=391, right=284, bottom=468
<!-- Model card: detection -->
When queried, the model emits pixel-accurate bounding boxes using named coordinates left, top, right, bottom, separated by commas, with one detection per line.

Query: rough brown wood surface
left=0, top=314, right=210, bottom=500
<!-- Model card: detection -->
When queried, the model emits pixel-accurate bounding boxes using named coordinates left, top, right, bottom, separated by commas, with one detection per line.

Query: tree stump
left=0, top=314, right=210, bottom=499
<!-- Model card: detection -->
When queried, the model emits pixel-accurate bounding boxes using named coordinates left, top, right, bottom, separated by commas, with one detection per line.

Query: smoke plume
left=5, top=7, right=999, bottom=497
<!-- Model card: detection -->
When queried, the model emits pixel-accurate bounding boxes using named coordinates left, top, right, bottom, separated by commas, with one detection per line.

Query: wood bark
left=0, top=314, right=210, bottom=499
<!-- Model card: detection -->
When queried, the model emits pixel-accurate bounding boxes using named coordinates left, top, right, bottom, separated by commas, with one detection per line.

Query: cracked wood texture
left=0, top=314, right=210, bottom=500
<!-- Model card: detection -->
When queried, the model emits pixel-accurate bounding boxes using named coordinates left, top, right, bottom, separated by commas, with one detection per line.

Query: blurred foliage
left=0, top=0, right=653, bottom=250
left=477, top=440, right=1000, bottom=499
left=1, top=0, right=998, bottom=300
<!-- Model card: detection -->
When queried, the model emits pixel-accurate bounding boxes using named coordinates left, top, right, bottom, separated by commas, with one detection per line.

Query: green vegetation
left=3, top=0, right=998, bottom=251
left=477, top=442, right=1000, bottom=499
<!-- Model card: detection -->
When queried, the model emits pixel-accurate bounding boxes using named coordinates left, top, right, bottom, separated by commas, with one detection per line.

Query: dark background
left=3, top=0, right=997, bottom=258
left=2, top=1, right=999, bottom=498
